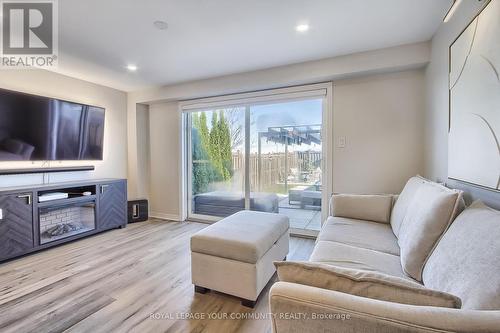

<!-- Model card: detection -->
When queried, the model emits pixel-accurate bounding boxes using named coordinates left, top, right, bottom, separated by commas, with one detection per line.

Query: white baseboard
left=150, top=211, right=183, bottom=222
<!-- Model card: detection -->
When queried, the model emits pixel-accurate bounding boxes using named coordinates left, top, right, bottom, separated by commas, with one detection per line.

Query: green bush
left=191, top=111, right=233, bottom=195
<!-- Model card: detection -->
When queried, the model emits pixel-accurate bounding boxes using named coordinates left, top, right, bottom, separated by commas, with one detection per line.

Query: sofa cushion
left=275, top=261, right=461, bottom=308
left=331, top=194, right=393, bottom=223
left=318, top=216, right=400, bottom=256
left=398, top=182, right=462, bottom=281
left=190, top=211, right=289, bottom=264
left=423, top=201, right=500, bottom=310
left=309, top=240, right=411, bottom=280
left=390, top=176, right=426, bottom=236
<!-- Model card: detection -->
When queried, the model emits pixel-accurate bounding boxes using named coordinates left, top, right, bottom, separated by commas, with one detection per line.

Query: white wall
left=130, top=42, right=430, bottom=104
left=333, top=70, right=425, bottom=194
left=424, top=1, right=485, bottom=182
left=135, top=104, right=150, bottom=199
left=142, top=69, right=425, bottom=219
left=127, top=42, right=431, bottom=199
left=0, top=69, right=128, bottom=187
left=147, top=102, right=181, bottom=220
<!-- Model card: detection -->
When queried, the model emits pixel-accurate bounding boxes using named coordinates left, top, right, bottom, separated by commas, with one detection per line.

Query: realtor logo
left=0, top=0, right=58, bottom=68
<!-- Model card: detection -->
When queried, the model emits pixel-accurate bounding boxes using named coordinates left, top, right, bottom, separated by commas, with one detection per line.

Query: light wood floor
left=0, top=220, right=315, bottom=333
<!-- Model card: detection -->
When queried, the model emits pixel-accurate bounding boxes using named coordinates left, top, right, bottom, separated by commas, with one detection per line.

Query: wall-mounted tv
left=0, top=88, right=105, bottom=161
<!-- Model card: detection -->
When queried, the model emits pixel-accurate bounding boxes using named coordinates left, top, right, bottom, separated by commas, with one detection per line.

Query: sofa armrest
left=330, top=194, right=394, bottom=223
left=270, top=282, right=500, bottom=333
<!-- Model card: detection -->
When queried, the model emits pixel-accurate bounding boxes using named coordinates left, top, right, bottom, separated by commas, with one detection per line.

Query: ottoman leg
left=241, top=299, right=256, bottom=308
left=194, top=285, right=210, bottom=294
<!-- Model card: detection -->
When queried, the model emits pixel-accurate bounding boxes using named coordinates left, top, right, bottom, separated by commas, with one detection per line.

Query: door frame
left=179, top=82, right=333, bottom=234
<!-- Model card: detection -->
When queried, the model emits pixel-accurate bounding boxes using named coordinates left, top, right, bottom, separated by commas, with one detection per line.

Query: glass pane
left=39, top=202, right=96, bottom=244
left=249, top=99, right=323, bottom=231
left=190, top=107, right=245, bottom=218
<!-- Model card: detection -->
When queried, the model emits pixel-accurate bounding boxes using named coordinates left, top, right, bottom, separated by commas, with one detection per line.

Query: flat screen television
left=0, top=88, right=105, bottom=161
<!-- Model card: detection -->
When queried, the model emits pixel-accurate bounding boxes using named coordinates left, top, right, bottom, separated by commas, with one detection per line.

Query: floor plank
left=0, top=220, right=315, bottom=333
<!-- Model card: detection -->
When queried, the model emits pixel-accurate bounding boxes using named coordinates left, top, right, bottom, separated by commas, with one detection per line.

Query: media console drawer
left=98, top=181, right=127, bottom=230
left=0, top=192, right=34, bottom=262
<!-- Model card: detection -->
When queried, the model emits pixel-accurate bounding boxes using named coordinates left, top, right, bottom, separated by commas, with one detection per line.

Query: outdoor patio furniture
left=300, top=190, right=322, bottom=209
left=193, top=191, right=279, bottom=217
left=288, top=185, right=309, bottom=204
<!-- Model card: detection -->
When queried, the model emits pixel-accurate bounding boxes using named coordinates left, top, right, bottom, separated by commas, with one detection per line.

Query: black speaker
left=128, top=199, right=148, bottom=223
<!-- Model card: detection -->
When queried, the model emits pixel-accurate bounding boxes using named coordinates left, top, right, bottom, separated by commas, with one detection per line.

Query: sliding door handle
left=17, top=194, right=32, bottom=205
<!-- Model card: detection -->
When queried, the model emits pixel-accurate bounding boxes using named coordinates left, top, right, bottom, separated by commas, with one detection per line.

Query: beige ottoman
left=190, top=211, right=290, bottom=307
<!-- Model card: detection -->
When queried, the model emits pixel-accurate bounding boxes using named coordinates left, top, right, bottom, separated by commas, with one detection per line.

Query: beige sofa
left=270, top=176, right=500, bottom=332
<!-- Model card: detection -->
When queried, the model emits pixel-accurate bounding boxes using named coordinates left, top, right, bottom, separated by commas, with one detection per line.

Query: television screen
left=0, top=88, right=105, bottom=161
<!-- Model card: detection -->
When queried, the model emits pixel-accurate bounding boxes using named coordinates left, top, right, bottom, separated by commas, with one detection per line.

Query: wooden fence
left=232, top=151, right=322, bottom=191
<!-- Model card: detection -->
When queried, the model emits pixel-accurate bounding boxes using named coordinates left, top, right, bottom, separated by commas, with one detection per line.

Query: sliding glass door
left=249, top=99, right=323, bottom=232
left=185, top=91, right=326, bottom=234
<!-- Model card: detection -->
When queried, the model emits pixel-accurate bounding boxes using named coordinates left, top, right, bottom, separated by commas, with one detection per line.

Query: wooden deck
left=0, top=220, right=315, bottom=333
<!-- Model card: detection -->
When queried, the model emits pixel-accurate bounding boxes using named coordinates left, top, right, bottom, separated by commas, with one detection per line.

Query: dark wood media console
left=0, top=178, right=127, bottom=262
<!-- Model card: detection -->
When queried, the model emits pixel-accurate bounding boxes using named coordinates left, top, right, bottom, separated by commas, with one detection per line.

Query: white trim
left=179, top=83, right=329, bottom=111
left=244, top=106, right=250, bottom=210
left=322, top=82, right=334, bottom=225
left=150, top=211, right=182, bottom=221
left=184, top=110, right=193, bottom=222
left=188, top=213, right=220, bottom=223
left=290, top=228, right=319, bottom=238
left=179, top=109, right=187, bottom=222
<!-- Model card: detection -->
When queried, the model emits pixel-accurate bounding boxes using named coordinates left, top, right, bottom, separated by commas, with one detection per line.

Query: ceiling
left=54, top=0, right=451, bottom=92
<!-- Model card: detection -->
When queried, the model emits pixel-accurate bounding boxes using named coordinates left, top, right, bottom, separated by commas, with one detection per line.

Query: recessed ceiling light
left=126, top=64, right=138, bottom=72
left=153, top=20, right=169, bottom=30
left=295, top=24, right=309, bottom=32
